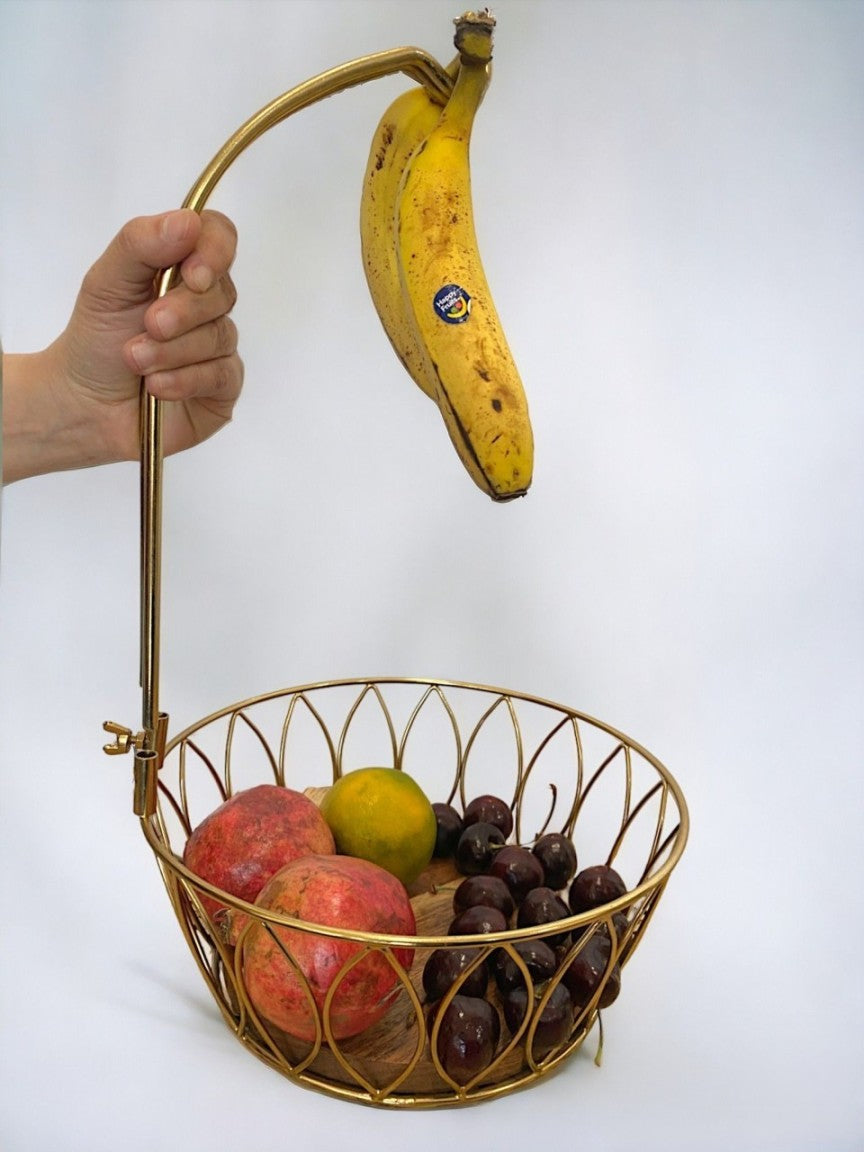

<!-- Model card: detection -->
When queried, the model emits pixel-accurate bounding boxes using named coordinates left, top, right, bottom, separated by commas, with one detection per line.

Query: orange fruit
left=320, top=767, right=437, bottom=887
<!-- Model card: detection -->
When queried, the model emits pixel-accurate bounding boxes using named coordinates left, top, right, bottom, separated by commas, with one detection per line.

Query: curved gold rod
left=140, top=46, right=454, bottom=752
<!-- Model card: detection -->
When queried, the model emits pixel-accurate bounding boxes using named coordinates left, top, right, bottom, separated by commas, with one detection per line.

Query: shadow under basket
left=141, top=677, right=689, bottom=1108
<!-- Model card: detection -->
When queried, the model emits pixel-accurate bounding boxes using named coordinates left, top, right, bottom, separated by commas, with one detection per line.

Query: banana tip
left=490, top=487, right=529, bottom=504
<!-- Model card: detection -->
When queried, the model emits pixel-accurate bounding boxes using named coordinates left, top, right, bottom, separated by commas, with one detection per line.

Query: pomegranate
left=241, top=854, right=416, bottom=1041
left=182, top=784, right=335, bottom=929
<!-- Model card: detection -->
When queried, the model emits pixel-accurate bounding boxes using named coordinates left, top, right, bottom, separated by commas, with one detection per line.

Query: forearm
left=1, top=345, right=130, bottom=484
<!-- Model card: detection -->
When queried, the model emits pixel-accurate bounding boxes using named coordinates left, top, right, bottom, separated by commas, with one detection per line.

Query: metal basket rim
left=146, top=675, right=689, bottom=947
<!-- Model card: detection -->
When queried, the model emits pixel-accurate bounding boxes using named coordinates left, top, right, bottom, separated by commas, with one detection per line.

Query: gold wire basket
left=103, top=31, right=689, bottom=1110
left=146, top=678, right=688, bottom=1107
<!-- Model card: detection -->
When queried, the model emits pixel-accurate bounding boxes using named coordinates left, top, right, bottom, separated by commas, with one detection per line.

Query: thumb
left=82, top=210, right=202, bottom=311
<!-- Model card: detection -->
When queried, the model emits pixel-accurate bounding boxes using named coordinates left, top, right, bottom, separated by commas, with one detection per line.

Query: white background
left=2, top=0, right=863, bottom=1148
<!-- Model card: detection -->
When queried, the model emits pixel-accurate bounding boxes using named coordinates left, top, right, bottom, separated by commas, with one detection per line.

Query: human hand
left=2, top=209, right=243, bottom=483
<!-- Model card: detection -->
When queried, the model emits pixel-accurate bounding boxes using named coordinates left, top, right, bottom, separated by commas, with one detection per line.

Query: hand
left=2, top=209, right=244, bottom=483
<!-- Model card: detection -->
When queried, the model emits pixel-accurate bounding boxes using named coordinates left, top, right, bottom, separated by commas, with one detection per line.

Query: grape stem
left=534, top=783, right=559, bottom=840
left=594, top=1012, right=605, bottom=1067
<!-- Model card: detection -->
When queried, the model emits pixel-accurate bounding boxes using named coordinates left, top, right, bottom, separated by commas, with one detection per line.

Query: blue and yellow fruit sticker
left=433, top=283, right=472, bottom=324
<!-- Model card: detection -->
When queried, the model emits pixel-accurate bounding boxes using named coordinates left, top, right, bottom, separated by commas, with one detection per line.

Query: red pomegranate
left=182, top=784, right=335, bottom=928
left=241, top=854, right=416, bottom=1042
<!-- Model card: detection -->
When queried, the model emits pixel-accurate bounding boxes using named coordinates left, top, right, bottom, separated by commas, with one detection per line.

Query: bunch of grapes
left=425, top=795, right=628, bottom=1083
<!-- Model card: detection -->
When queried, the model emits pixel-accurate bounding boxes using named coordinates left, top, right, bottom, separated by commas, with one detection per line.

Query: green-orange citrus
left=320, top=767, right=437, bottom=887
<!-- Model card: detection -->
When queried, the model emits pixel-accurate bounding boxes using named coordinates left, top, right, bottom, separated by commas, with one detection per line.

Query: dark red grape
left=516, top=886, right=573, bottom=947
left=501, top=982, right=574, bottom=1057
left=455, top=821, right=505, bottom=876
left=463, top=794, right=514, bottom=839
left=532, top=833, right=578, bottom=891
left=453, top=874, right=515, bottom=919
left=608, top=911, right=630, bottom=944
left=448, top=905, right=508, bottom=936
left=491, top=939, right=557, bottom=994
left=422, top=947, right=489, bottom=1001
left=561, top=931, right=622, bottom=1009
left=568, top=864, right=627, bottom=913
left=488, top=845, right=545, bottom=904
left=432, top=803, right=464, bottom=857
left=435, top=995, right=501, bottom=1083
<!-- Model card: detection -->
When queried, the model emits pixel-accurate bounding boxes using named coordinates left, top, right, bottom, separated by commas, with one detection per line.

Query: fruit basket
left=135, top=678, right=688, bottom=1107
left=102, top=13, right=688, bottom=1110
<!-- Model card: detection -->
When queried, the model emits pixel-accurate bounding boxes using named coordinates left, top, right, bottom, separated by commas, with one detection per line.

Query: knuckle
left=212, top=315, right=237, bottom=358
left=202, top=209, right=239, bottom=245
left=116, top=214, right=148, bottom=258
left=203, top=358, right=230, bottom=398
left=221, top=274, right=238, bottom=311
left=115, top=218, right=136, bottom=254
left=220, top=352, right=244, bottom=400
left=80, top=263, right=111, bottom=306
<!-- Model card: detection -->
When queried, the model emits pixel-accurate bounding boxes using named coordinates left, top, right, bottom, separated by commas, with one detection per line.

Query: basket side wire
left=514, top=711, right=585, bottom=841
left=398, top=684, right=465, bottom=806
left=457, top=693, right=525, bottom=812
left=278, top=693, right=339, bottom=786
left=608, top=778, right=668, bottom=878
left=335, top=682, right=400, bottom=778
left=225, top=710, right=281, bottom=793
left=146, top=680, right=688, bottom=1106
left=425, top=942, right=526, bottom=1097
left=324, top=947, right=428, bottom=1101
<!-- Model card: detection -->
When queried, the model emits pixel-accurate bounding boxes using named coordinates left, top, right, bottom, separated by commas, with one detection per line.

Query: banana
left=396, top=12, right=533, bottom=501
left=360, top=59, right=458, bottom=400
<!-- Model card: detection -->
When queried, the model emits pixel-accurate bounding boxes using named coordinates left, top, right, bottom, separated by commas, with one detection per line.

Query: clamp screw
left=102, top=721, right=145, bottom=756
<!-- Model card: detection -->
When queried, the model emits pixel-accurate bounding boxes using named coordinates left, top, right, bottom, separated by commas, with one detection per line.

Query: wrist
left=1, top=342, right=132, bottom=483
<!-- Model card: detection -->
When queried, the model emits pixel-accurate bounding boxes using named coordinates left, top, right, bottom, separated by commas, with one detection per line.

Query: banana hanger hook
left=137, top=47, right=454, bottom=778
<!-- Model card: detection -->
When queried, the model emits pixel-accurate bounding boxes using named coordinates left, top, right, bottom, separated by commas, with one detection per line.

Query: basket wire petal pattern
left=143, top=678, right=688, bottom=1107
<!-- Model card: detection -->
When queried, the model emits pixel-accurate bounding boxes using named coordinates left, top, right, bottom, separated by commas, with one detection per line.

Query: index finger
left=177, top=210, right=239, bottom=294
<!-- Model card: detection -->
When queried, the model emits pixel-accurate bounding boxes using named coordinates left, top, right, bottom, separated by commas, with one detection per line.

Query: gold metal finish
left=138, top=47, right=455, bottom=752
left=146, top=677, right=688, bottom=1107
left=117, top=34, right=689, bottom=1109
left=133, top=748, right=159, bottom=818
left=102, top=720, right=145, bottom=756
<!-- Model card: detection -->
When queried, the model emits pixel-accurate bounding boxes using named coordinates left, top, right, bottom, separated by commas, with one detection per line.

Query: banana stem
left=453, top=9, right=496, bottom=63
left=139, top=46, right=454, bottom=752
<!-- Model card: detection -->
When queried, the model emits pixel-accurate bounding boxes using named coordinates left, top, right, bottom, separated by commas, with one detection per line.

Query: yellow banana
left=360, top=60, right=457, bottom=400
left=396, top=12, right=533, bottom=501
